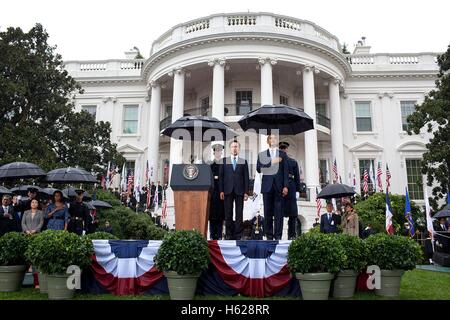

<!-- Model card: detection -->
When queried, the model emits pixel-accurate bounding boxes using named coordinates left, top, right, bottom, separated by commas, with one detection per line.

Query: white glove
left=82, top=230, right=86, bottom=236
left=296, top=192, right=300, bottom=199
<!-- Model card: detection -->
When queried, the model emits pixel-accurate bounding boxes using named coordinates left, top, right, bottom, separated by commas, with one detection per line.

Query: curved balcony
left=150, top=12, right=341, bottom=56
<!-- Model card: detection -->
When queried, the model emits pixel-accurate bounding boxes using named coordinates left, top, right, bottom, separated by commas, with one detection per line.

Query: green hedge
left=154, top=230, right=209, bottom=275
left=85, top=231, right=119, bottom=240
left=335, top=234, right=368, bottom=272
left=0, top=232, right=30, bottom=266
left=25, top=230, right=93, bottom=274
left=364, top=233, right=422, bottom=270
left=287, top=232, right=346, bottom=273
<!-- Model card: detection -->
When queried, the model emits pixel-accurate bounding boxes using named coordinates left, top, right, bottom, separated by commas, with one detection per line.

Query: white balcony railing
left=346, top=53, right=438, bottom=72
left=150, top=12, right=341, bottom=55
left=64, top=59, right=144, bottom=77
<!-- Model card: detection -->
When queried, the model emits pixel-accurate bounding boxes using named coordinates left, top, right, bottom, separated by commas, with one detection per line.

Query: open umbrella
left=433, top=209, right=450, bottom=219
left=90, top=200, right=113, bottom=209
left=0, top=162, right=46, bottom=180
left=238, top=104, right=314, bottom=135
left=317, top=183, right=356, bottom=199
left=10, top=185, right=42, bottom=196
left=62, top=187, right=92, bottom=201
left=161, top=115, right=237, bottom=141
left=0, top=186, right=12, bottom=195
left=46, top=167, right=97, bottom=184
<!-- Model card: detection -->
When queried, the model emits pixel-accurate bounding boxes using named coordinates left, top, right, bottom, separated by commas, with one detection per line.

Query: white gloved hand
left=296, top=192, right=300, bottom=199
left=82, top=230, right=86, bottom=236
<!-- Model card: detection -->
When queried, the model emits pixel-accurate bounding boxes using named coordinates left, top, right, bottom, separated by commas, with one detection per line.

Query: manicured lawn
left=0, top=269, right=448, bottom=300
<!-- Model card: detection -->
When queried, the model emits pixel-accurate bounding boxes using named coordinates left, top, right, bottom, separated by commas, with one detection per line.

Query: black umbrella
left=86, top=202, right=95, bottom=210
left=0, top=186, right=12, bottom=195
left=161, top=116, right=237, bottom=141
left=62, top=187, right=92, bottom=201
left=46, top=167, right=97, bottom=184
left=0, top=162, right=46, bottom=180
left=39, top=188, right=69, bottom=199
left=238, top=104, right=314, bottom=135
left=10, top=185, right=42, bottom=196
left=90, top=200, right=113, bottom=209
left=317, top=183, right=356, bottom=199
left=433, top=209, right=450, bottom=219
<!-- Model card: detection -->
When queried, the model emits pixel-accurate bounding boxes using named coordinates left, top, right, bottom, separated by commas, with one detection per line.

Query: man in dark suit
left=279, top=141, right=301, bottom=240
left=209, top=144, right=225, bottom=240
left=257, top=134, right=289, bottom=240
left=320, top=202, right=341, bottom=233
left=219, top=140, right=249, bottom=240
left=156, top=181, right=163, bottom=205
left=11, top=194, right=24, bottom=232
left=0, top=195, right=15, bottom=236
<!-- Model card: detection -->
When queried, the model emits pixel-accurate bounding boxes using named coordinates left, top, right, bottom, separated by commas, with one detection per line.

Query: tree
left=0, top=24, right=124, bottom=175
left=407, top=46, right=450, bottom=209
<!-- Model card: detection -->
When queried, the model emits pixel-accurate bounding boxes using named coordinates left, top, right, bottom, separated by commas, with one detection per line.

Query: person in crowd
left=342, top=203, right=359, bottom=236
left=156, top=181, right=163, bottom=205
left=46, top=190, right=69, bottom=231
left=150, top=182, right=156, bottom=209
left=0, top=195, right=14, bottom=236
left=320, top=202, right=341, bottom=234
left=219, top=140, right=249, bottom=240
left=22, top=187, right=41, bottom=211
left=11, top=194, right=24, bottom=232
left=257, top=134, right=289, bottom=240
left=22, top=199, right=44, bottom=234
left=86, top=208, right=99, bottom=234
left=101, top=220, right=113, bottom=234
left=68, top=189, right=89, bottom=235
left=361, top=223, right=375, bottom=239
left=279, top=141, right=301, bottom=240
left=435, top=217, right=449, bottom=232
left=209, top=144, right=225, bottom=240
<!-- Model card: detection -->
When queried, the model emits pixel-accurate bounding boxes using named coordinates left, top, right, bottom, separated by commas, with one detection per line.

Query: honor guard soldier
left=208, top=144, right=225, bottom=240
left=68, top=189, right=89, bottom=235
left=279, top=141, right=301, bottom=240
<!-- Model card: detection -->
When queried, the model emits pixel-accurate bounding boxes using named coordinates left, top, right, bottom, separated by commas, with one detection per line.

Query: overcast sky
left=1, top=0, right=448, bottom=61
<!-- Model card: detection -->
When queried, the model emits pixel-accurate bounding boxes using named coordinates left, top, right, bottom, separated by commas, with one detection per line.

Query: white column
left=169, top=68, right=185, bottom=177
left=147, top=81, right=161, bottom=183
left=329, top=78, right=345, bottom=183
left=259, top=57, right=277, bottom=151
left=209, top=58, right=226, bottom=122
left=302, top=65, right=320, bottom=199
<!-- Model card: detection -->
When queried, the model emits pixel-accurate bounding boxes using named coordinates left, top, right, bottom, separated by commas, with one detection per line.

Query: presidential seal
left=182, top=164, right=199, bottom=180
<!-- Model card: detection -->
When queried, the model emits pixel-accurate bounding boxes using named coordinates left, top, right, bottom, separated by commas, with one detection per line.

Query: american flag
left=332, top=158, right=338, bottom=183
left=363, top=168, right=369, bottom=194
left=377, top=162, right=383, bottom=191
left=127, top=170, right=134, bottom=194
left=145, top=160, right=149, bottom=188
left=386, top=164, right=391, bottom=191
left=316, top=188, right=322, bottom=218
left=161, top=194, right=167, bottom=220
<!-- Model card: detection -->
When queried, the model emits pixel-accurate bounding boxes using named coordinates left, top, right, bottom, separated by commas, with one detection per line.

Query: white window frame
left=121, top=103, right=141, bottom=136
left=352, top=100, right=375, bottom=134
left=80, top=104, right=98, bottom=121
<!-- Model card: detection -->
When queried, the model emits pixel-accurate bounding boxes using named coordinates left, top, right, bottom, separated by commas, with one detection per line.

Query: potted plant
left=25, top=230, right=93, bottom=299
left=288, top=232, right=346, bottom=300
left=365, top=234, right=422, bottom=297
left=0, top=232, right=30, bottom=292
left=332, top=234, right=368, bottom=298
left=154, top=230, right=209, bottom=300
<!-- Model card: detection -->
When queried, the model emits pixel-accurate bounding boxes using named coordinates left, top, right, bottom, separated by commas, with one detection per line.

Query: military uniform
left=209, top=158, right=225, bottom=240
left=68, top=200, right=89, bottom=235
left=280, top=143, right=301, bottom=239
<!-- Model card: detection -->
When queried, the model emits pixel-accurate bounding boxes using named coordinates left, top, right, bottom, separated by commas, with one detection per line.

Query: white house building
left=64, top=12, right=440, bottom=233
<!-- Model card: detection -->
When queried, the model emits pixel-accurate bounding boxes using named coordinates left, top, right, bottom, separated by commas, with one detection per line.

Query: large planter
left=295, top=272, right=334, bottom=300
left=47, top=274, right=74, bottom=300
left=332, top=270, right=358, bottom=298
left=38, top=272, right=48, bottom=294
left=375, top=269, right=405, bottom=297
left=0, top=265, right=27, bottom=292
left=164, top=271, right=200, bottom=300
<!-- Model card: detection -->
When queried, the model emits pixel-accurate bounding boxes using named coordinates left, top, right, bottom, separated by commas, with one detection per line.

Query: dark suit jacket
left=256, top=149, right=289, bottom=193
left=320, top=212, right=341, bottom=233
left=219, top=156, right=249, bottom=196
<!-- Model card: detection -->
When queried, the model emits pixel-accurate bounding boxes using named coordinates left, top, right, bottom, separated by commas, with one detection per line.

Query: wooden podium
left=170, top=164, right=213, bottom=237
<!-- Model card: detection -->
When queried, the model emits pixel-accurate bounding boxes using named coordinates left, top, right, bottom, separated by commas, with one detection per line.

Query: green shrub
left=364, top=233, right=422, bottom=270
left=25, top=230, right=94, bottom=274
left=85, top=231, right=119, bottom=241
left=287, top=232, right=346, bottom=274
left=154, top=230, right=209, bottom=275
left=0, top=232, right=30, bottom=266
left=354, top=192, right=422, bottom=234
left=335, top=234, right=368, bottom=272
left=122, top=213, right=167, bottom=240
